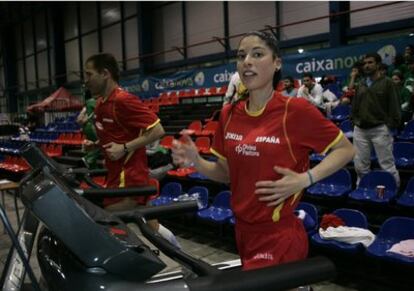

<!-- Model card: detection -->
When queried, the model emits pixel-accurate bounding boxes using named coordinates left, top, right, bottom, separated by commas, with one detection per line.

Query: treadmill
left=1, top=143, right=336, bottom=291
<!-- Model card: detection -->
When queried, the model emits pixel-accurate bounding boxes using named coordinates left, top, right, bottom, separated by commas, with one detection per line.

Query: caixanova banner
left=120, top=36, right=413, bottom=98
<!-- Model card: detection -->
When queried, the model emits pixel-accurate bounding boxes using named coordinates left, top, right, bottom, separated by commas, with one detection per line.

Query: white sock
left=158, top=224, right=181, bottom=249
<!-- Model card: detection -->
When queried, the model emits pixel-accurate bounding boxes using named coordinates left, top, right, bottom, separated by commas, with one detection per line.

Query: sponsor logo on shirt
left=235, top=144, right=259, bottom=157
left=225, top=132, right=243, bottom=141
left=252, top=252, right=274, bottom=261
left=102, top=118, right=114, bottom=123
left=255, top=136, right=280, bottom=144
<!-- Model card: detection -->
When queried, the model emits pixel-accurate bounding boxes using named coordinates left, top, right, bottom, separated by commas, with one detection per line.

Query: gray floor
left=0, top=192, right=356, bottom=290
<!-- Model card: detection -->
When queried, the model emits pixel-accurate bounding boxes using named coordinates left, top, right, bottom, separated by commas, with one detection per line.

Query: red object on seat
left=187, top=120, right=203, bottom=136
left=320, top=214, right=346, bottom=230
left=160, top=135, right=174, bottom=149
left=201, top=121, right=218, bottom=136
left=195, top=136, right=211, bottom=154
left=167, top=167, right=196, bottom=177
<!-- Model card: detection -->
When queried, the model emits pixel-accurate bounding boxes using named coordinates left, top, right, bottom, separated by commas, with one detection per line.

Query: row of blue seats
left=0, top=140, right=27, bottom=154
left=36, top=122, right=81, bottom=133
left=307, top=169, right=414, bottom=207
left=311, top=141, right=414, bottom=168
left=298, top=203, right=414, bottom=266
left=151, top=182, right=414, bottom=266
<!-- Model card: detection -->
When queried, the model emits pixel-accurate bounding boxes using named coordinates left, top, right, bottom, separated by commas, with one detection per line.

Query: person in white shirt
left=222, top=72, right=247, bottom=106
left=297, top=73, right=324, bottom=109
left=280, top=76, right=298, bottom=97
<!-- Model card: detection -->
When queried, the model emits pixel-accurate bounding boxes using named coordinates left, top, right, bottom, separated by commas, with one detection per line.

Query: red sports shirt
left=94, top=87, right=159, bottom=191
left=211, top=92, right=342, bottom=227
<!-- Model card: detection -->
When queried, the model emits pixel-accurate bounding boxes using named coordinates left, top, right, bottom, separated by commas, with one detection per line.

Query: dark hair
left=240, top=31, right=282, bottom=90
left=303, top=72, right=313, bottom=80
left=394, top=54, right=405, bottom=66
left=392, top=70, right=404, bottom=81
left=364, top=52, right=382, bottom=64
left=283, top=76, right=294, bottom=83
left=86, top=53, right=120, bottom=83
left=379, top=63, right=388, bottom=72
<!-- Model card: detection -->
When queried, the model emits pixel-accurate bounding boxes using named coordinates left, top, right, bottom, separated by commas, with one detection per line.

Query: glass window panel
left=26, top=56, right=36, bottom=90
left=50, top=48, right=55, bottom=85
left=24, top=19, right=34, bottom=56
left=64, top=4, right=78, bottom=40
left=124, top=18, right=139, bottom=70
left=17, top=60, right=25, bottom=92
left=15, top=25, right=23, bottom=59
left=101, top=2, right=121, bottom=26
left=65, top=39, right=80, bottom=82
left=82, top=33, right=99, bottom=65
left=102, top=24, right=122, bottom=64
left=36, top=11, right=47, bottom=51
left=37, top=51, right=49, bottom=87
left=153, top=3, right=183, bottom=64
left=124, top=2, right=137, bottom=18
left=81, top=2, right=97, bottom=34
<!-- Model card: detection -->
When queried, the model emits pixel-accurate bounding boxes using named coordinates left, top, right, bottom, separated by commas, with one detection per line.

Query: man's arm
left=387, top=80, right=402, bottom=128
left=103, top=122, right=165, bottom=161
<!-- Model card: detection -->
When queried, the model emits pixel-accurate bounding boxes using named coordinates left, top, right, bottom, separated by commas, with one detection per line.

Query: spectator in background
left=319, top=75, right=340, bottom=116
left=222, top=72, right=248, bottom=106
left=77, top=89, right=100, bottom=169
left=404, top=55, right=414, bottom=95
left=379, top=63, right=388, bottom=78
left=297, top=72, right=324, bottom=109
left=404, top=45, right=414, bottom=63
left=341, top=61, right=363, bottom=105
left=392, top=71, right=413, bottom=125
left=388, top=54, right=408, bottom=78
left=83, top=52, right=180, bottom=248
left=280, top=76, right=298, bottom=97
left=351, top=52, right=401, bottom=187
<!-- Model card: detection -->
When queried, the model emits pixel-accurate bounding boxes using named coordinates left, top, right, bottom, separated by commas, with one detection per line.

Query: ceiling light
left=298, top=48, right=304, bottom=54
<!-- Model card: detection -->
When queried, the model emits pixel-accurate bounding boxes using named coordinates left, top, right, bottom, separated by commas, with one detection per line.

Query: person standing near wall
left=83, top=53, right=180, bottom=248
left=351, top=52, right=401, bottom=187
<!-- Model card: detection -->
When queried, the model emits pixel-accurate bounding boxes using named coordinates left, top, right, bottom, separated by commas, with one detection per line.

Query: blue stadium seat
left=397, top=120, right=414, bottom=142
left=396, top=177, right=414, bottom=208
left=348, top=170, right=397, bottom=204
left=310, top=152, right=325, bottom=162
left=311, top=208, right=368, bottom=253
left=340, top=120, right=353, bottom=139
left=150, top=182, right=182, bottom=206
left=393, top=142, right=414, bottom=168
left=295, top=202, right=318, bottom=235
left=229, top=216, right=235, bottom=225
left=366, top=217, right=414, bottom=265
left=188, top=186, right=209, bottom=210
left=329, top=104, right=350, bottom=123
left=197, top=191, right=233, bottom=223
left=307, top=169, right=352, bottom=198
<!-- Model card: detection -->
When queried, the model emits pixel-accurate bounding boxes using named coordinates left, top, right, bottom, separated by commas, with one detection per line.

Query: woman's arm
left=171, top=135, right=230, bottom=183
left=255, top=135, right=355, bottom=206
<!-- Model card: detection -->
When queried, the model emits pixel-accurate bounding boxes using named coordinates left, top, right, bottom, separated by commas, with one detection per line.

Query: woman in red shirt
left=172, top=31, right=355, bottom=270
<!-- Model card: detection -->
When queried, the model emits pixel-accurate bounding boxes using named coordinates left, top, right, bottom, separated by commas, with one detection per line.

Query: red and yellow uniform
left=94, top=87, right=160, bottom=206
left=211, top=92, right=342, bottom=270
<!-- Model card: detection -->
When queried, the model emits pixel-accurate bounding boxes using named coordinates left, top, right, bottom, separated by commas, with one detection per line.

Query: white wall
left=228, top=1, right=277, bottom=49
left=186, top=2, right=224, bottom=58
left=280, top=1, right=329, bottom=40
left=350, top=1, right=414, bottom=28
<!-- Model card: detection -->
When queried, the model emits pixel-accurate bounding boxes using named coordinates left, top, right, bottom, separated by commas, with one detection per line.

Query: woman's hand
left=171, top=134, right=200, bottom=167
left=255, top=166, right=309, bottom=207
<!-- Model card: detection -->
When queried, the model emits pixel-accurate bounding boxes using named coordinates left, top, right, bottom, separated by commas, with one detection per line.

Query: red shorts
left=235, top=215, right=308, bottom=271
